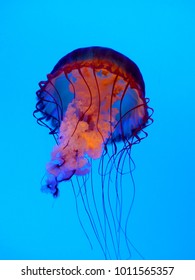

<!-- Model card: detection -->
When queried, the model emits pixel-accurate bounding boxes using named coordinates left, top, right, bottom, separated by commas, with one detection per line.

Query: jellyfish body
left=34, top=47, right=153, bottom=259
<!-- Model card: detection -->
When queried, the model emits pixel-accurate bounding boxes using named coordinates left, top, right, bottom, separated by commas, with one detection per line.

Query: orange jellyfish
left=34, top=47, right=153, bottom=259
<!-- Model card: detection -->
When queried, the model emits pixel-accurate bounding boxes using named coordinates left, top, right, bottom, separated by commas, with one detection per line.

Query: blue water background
left=0, top=0, right=194, bottom=259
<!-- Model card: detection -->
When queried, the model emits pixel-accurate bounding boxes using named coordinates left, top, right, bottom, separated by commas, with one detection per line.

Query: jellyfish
left=33, top=46, right=153, bottom=259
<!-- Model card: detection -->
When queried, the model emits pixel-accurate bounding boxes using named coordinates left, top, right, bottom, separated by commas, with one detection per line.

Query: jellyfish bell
left=34, top=47, right=149, bottom=192
left=34, top=46, right=153, bottom=259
